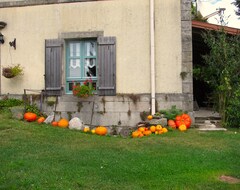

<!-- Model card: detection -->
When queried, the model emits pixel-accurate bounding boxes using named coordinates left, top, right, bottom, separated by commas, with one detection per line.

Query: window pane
left=69, top=59, right=81, bottom=77
left=69, top=82, right=73, bottom=91
left=84, top=58, right=96, bottom=77
left=70, top=43, right=81, bottom=57
left=85, top=42, right=96, bottom=56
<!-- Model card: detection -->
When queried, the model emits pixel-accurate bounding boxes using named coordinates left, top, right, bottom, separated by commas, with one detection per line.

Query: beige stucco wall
left=0, top=0, right=182, bottom=95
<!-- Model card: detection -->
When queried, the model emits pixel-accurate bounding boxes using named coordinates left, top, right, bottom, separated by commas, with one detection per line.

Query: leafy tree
left=233, top=0, right=240, bottom=16
left=201, top=29, right=240, bottom=127
left=191, top=2, right=208, bottom=22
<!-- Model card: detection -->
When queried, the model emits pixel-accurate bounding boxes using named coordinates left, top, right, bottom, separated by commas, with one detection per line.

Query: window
left=45, top=36, right=116, bottom=96
left=65, top=39, right=97, bottom=94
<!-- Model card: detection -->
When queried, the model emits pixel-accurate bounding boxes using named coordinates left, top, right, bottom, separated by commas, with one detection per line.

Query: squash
left=51, top=121, right=58, bottom=127
left=132, top=131, right=141, bottom=138
left=168, top=119, right=176, bottom=129
left=37, top=117, right=45, bottom=124
left=155, top=125, right=163, bottom=131
left=24, top=112, right=37, bottom=122
left=147, top=115, right=153, bottom=120
left=150, top=125, right=156, bottom=132
left=138, top=127, right=146, bottom=132
left=58, top=118, right=69, bottom=128
left=179, top=124, right=187, bottom=132
left=162, top=127, right=168, bottom=133
left=83, top=127, right=90, bottom=133
left=143, top=130, right=152, bottom=136
left=95, top=126, right=108, bottom=136
left=175, top=114, right=191, bottom=128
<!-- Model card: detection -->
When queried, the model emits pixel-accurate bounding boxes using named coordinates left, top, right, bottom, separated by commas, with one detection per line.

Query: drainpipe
left=0, top=45, right=1, bottom=94
left=150, top=0, right=156, bottom=115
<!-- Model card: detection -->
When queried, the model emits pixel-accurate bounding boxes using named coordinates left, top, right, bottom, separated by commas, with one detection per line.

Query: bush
left=156, top=106, right=185, bottom=120
left=25, top=103, right=41, bottom=116
left=226, top=88, right=240, bottom=128
left=0, top=98, right=23, bottom=109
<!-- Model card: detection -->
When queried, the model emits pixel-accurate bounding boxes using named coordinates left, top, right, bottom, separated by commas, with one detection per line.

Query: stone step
left=194, top=120, right=227, bottom=131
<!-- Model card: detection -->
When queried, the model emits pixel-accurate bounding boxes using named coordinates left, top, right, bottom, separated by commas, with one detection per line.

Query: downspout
left=0, top=45, right=1, bottom=94
left=150, top=0, right=156, bottom=115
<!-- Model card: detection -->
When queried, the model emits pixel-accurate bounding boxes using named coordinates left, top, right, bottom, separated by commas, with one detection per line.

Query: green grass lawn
left=0, top=111, right=240, bottom=190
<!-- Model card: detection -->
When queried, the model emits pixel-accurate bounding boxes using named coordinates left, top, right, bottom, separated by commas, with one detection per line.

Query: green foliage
left=191, top=2, right=208, bottom=22
left=72, top=79, right=94, bottom=98
left=3, top=64, right=24, bottom=78
left=10, top=64, right=24, bottom=76
left=201, top=30, right=240, bottom=126
left=226, top=88, right=240, bottom=128
left=233, top=0, right=240, bottom=16
left=0, top=98, right=23, bottom=109
left=157, top=105, right=184, bottom=120
left=25, top=103, right=41, bottom=116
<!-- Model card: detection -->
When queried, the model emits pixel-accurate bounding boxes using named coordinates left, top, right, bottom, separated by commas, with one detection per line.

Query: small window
left=66, top=39, right=97, bottom=94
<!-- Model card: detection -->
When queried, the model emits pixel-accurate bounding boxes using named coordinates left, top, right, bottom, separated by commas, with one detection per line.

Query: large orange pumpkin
left=175, top=114, right=191, bottom=128
left=24, top=112, right=37, bottom=122
left=95, top=126, right=108, bottom=136
left=58, top=118, right=69, bottom=128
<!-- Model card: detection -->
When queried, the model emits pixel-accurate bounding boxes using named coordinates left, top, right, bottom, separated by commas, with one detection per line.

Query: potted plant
left=2, top=64, right=24, bottom=78
left=72, top=79, right=94, bottom=98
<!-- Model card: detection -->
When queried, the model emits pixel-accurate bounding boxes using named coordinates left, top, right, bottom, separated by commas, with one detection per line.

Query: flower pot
left=2, top=68, right=15, bottom=78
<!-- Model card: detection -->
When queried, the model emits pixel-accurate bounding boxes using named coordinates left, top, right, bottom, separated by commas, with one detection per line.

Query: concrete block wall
left=42, top=93, right=193, bottom=127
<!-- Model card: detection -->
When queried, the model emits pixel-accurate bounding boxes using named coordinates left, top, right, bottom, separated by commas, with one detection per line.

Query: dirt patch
left=219, top=175, right=240, bottom=184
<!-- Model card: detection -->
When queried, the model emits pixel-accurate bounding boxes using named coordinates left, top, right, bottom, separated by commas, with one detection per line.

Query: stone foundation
left=1, top=93, right=193, bottom=127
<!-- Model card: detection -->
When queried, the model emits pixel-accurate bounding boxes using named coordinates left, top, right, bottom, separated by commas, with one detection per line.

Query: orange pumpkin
left=37, top=117, right=45, bottom=124
left=95, top=126, right=108, bottom=136
left=175, top=114, right=191, bottom=128
left=24, top=112, right=37, bottom=122
left=51, top=121, right=58, bottom=127
left=147, top=115, right=153, bottom=120
left=138, top=127, right=146, bottom=132
left=162, top=127, right=168, bottom=133
left=168, top=120, right=176, bottom=129
left=58, top=118, right=69, bottom=128
left=132, top=131, right=141, bottom=138
left=150, top=125, right=156, bottom=132
left=179, top=124, right=187, bottom=132
left=143, top=130, right=152, bottom=136
left=155, top=125, right=162, bottom=131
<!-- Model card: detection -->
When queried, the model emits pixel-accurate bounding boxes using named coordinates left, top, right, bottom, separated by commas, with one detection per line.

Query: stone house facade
left=0, top=0, right=192, bottom=127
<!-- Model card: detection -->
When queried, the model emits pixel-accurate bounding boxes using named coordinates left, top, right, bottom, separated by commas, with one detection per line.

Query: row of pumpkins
left=132, top=113, right=192, bottom=138
left=23, top=112, right=108, bottom=136
left=23, top=112, right=192, bottom=138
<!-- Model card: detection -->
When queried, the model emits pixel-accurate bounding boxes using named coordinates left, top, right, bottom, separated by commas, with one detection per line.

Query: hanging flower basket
left=2, top=64, right=24, bottom=79
left=2, top=68, right=15, bottom=78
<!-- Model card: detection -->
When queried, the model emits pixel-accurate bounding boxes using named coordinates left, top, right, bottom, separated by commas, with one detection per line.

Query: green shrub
left=226, top=88, right=240, bottom=128
left=25, top=103, right=41, bottom=116
left=156, top=105, right=185, bottom=120
left=0, top=98, right=23, bottom=109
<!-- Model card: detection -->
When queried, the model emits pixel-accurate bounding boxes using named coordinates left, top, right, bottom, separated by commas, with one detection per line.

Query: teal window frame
left=65, top=39, right=98, bottom=94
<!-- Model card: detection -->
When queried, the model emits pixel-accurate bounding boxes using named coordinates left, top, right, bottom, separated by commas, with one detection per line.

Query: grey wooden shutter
left=45, top=39, right=63, bottom=96
left=97, top=36, right=116, bottom=96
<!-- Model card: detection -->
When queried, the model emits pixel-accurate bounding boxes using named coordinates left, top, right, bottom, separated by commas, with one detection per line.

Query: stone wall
left=41, top=93, right=193, bottom=127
